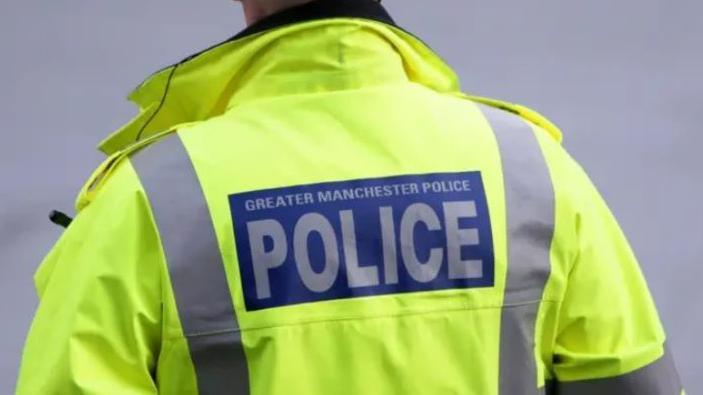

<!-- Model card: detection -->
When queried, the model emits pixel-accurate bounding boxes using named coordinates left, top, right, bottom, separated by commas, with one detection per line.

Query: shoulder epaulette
left=456, top=93, right=563, bottom=143
left=75, top=129, right=179, bottom=211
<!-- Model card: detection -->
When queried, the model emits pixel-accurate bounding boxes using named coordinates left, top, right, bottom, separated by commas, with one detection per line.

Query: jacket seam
left=167, top=298, right=562, bottom=340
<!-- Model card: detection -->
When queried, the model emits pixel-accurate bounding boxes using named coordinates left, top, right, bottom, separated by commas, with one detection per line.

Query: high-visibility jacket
left=17, top=0, right=683, bottom=394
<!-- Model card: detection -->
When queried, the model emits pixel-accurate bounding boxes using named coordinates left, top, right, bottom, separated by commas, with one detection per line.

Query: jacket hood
left=99, top=0, right=461, bottom=155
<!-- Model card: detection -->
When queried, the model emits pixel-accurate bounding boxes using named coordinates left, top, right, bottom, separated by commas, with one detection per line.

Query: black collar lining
left=233, top=0, right=395, bottom=41
left=176, top=0, right=397, bottom=66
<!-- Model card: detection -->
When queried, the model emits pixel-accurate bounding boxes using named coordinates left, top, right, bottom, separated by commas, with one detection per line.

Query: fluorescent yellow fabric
left=533, top=127, right=667, bottom=382
left=17, top=161, right=168, bottom=394
left=18, top=17, right=672, bottom=394
left=181, top=83, right=507, bottom=395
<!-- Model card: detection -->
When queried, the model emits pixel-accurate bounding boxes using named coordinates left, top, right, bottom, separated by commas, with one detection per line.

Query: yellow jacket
left=17, top=0, right=682, bottom=394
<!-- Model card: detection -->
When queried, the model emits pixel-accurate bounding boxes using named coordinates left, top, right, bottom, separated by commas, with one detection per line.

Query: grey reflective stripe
left=131, top=133, right=249, bottom=394
left=549, top=349, right=682, bottom=395
left=478, top=104, right=555, bottom=394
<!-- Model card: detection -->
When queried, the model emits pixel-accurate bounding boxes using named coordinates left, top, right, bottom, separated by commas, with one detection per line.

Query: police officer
left=17, top=0, right=683, bottom=394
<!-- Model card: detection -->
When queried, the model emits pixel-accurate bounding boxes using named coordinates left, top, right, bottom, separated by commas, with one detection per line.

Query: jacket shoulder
left=75, top=128, right=182, bottom=211
left=456, top=93, right=563, bottom=143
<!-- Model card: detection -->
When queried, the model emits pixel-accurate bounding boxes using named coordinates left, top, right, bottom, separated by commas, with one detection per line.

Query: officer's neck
left=241, top=0, right=316, bottom=25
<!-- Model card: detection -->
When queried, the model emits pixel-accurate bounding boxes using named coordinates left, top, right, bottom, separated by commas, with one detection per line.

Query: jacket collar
left=167, top=0, right=397, bottom=71
left=233, top=0, right=395, bottom=41
left=99, top=0, right=460, bottom=155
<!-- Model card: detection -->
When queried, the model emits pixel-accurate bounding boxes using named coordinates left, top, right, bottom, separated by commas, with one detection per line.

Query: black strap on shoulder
left=49, top=210, right=73, bottom=228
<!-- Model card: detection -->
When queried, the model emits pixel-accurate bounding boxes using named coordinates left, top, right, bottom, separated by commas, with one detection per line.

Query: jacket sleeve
left=550, top=158, right=683, bottom=394
left=16, top=160, right=163, bottom=395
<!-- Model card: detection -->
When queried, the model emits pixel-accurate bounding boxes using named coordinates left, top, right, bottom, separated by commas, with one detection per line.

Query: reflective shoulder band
left=131, top=133, right=250, bottom=394
left=478, top=104, right=555, bottom=395
left=549, top=348, right=683, bottom=395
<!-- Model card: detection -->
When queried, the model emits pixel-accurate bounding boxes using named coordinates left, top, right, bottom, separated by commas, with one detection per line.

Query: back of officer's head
left=236, top=0, right=317, bottom=25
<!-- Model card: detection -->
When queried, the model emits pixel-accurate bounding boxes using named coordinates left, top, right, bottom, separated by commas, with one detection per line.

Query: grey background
left=1, top=0, right=700, bottom=393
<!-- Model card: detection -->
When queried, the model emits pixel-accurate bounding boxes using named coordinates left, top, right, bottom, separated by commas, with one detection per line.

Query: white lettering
left=340, top=210, right=380, bottom=288
left=294, top=213, right=340, bottom=293
left=443, top=201, right=482, bottom=279
left=379, top=206, right=399, bottom=285
left=400, top=203, right=444, bottom=283
left=247, top=199, right=485, bottom=299
left=247, top=219, right=288, bottom=299
left=422, top=180, right=472, bottom=194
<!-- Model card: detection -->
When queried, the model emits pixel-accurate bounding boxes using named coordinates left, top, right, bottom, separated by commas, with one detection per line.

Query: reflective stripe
left=131, top=133, right=249, bottom=394
left=548, top=349, right=682, bottom=395
left=478, top=104, right=555, bottom=394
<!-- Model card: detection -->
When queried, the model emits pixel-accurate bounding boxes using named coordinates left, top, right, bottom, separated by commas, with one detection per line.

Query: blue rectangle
left=230, top=172, right=494, bottom=311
